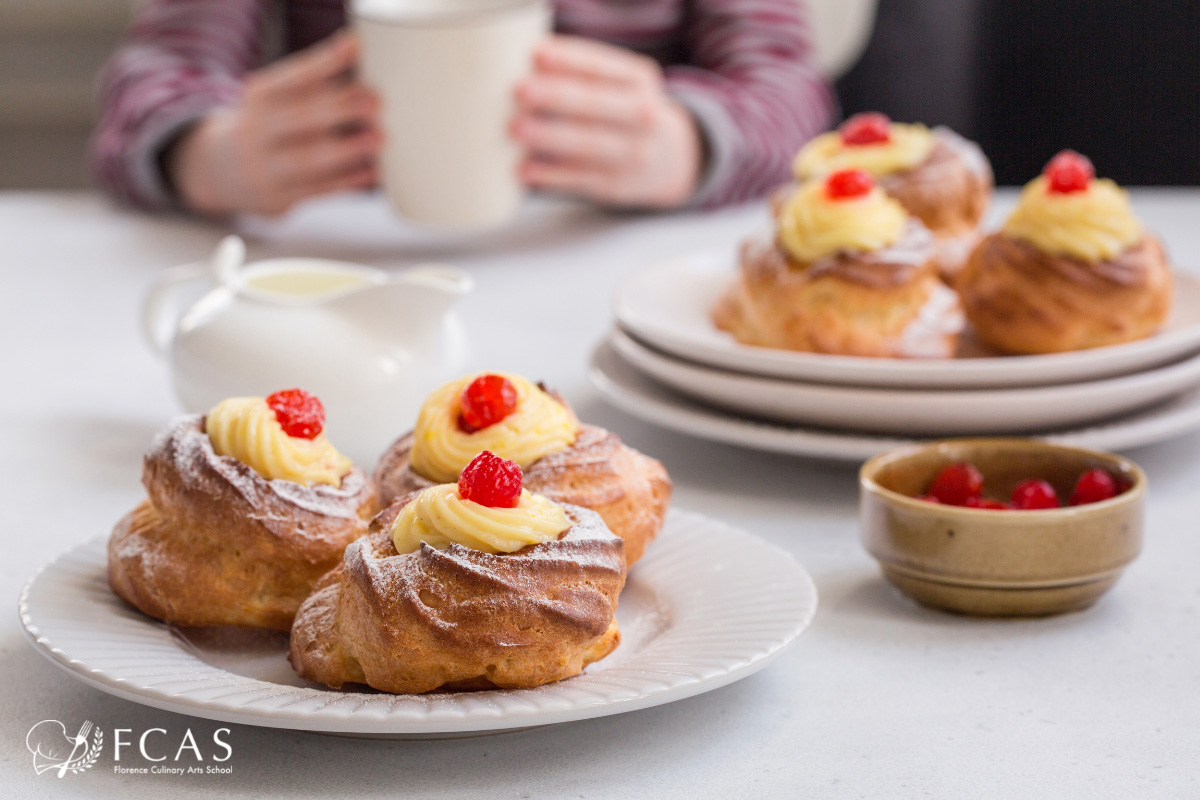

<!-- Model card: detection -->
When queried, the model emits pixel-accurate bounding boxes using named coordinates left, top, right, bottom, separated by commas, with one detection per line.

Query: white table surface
left=2, top=189, right=1199, bottom=799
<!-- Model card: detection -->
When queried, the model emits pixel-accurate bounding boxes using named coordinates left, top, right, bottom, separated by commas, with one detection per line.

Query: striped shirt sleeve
left=89, top=0, right=266, bottom=209
left=667, top=0, right=836, bottom=208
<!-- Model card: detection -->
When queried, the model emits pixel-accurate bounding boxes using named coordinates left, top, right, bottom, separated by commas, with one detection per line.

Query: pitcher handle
left=141, top=262, right=209, bottom=357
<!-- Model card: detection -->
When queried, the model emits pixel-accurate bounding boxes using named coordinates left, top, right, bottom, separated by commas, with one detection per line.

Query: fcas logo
left=26, top=720, right=103, bottom=777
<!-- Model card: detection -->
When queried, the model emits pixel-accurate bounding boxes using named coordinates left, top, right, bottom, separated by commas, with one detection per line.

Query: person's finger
left=532, top=34, right=659, bottom=87
left=288, top=129, right=381, bottom=185
left=512, top=115, right=636, bottom=168
left=246, top=30, right=360, bottom=100
left=253, top=164, right=376, bottom=217
left=290, top=165, right=378, bottom=205
left=261, top=83, right=381, bottom=143
left=518, top=158, right=620, bottom=202
left=262, top=128, right=381, bottom=190
left=515, top=75, right=653, bottom=129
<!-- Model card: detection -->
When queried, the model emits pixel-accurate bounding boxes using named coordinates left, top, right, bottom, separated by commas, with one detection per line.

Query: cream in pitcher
left=354, top=0, right=551, bottom=230
left=141, top=236, right=475, bottom=464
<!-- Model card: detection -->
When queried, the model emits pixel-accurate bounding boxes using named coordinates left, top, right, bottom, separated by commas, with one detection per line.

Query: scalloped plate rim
left=18, top=510, right=817, bottom=736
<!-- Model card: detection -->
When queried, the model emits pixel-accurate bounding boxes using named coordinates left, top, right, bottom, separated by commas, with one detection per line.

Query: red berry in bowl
left=826, top=168, right=875, bottom=201
left=840, top=112, right=892, bottom=146
left=458, top=374, right=518, bottom=433
left=965, top=497, right=1009, bottom=510
left=458, top=451, right=523, bottom=508
left=927, top=462, right=985, bottom=506
left=1044, top=150, right=1094, bottom=194
left=915, top=494, right=941, bottom=504
left=266, top=388, right=325, bottom=440
left=1011, top=479, right=1060, bottom=510
left=1070, top=468, right=1118, bottom=506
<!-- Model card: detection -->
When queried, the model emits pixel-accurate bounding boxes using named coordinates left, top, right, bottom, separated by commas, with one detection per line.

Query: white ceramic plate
left=614, top=250, right=1200, bottom=389
left=610, top=328, right=1200, bottom=436
left=590, top=341, right=1200, bottom=463
left=19, top=511, right=816, bottom=739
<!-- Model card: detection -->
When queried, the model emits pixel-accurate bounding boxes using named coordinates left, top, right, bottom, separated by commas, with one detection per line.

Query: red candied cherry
left=825, top=168, right=875, bottom=201
left=1044, top=150, right=1095, bottom=194
left=1070, top=468, right=1118, bottom=506
left=840, top=112, right=892, bottom=146
left=926, top=462, right=985, bottom=506
left=458, top=374, right=518, bottom=433
left=1011, top=479, right=1060, bottom=510
left=965, top=497, right=1010, bottom=510
left=266, top=388, right=325, bottom=440
left=458, top=451, right=523, bottom=508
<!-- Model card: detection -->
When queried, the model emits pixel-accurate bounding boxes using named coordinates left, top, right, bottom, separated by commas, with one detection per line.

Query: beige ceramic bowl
left=859, top=439, right=1145, bottom=616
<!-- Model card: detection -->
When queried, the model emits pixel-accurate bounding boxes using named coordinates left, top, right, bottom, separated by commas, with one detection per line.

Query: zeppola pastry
left=290, top=451, right=626, bottom=693
left=793, top=113, right=993, bottom=280
left=107, top=389, right=378, bottom=630
left=714, top=167, right=965, bottom=358
left=374, top=372, right=671, bottom=564
left=957, top=151, right=1173, bottom=354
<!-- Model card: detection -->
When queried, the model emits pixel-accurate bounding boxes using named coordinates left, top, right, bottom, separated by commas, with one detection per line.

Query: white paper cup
left=354, top=0, right=550, bottom=230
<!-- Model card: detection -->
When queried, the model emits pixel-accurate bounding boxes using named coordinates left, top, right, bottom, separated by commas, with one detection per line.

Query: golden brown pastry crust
left=288, top=499, right=626, bottom=693
left=713, top=224, right=965, bottom=358
left=957, top=233, right=1173, bottom=354
left=374, top=424, right=671, bottom=565
left=878, top=128, right=993, bottom=238
left=107, top=416, right=378, bottom=630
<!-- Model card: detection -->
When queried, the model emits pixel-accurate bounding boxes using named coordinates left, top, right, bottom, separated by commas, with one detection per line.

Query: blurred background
left=2, top=0, right=1196, bottom=191
left=0, top=0, right=132, bottom=188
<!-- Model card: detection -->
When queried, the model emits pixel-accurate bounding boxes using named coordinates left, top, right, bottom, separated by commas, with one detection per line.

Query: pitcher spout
left=396, top=264, right=474, bottom=301
left=328, top=263, right=473, bottom=344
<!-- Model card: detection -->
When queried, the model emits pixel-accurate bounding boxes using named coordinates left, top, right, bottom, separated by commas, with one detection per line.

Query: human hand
left=168, top=31, right=382, bottom=216
left=512, top=35, right=703, bottom=209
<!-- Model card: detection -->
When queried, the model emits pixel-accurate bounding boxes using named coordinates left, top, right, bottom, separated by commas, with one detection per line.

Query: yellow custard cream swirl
left=793, top=123, right=936, bottom=179
left=410, top=373, right=580, bottom=483
left=390, top=485, right=570, bottom=554
left=1003, top=176, right=1143, bottom=263
left=779, top=179, right=908, bottom=263
left=205, top=397, right=352, bottom=487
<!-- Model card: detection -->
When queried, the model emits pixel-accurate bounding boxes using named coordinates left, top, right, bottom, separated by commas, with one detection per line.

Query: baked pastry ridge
left=714, top=168, right=965, bottom=358
left=375, top=373, right=671, bottom=564
left=958, top=151, right=1173, bottom=354
left=290, top=452, right=627, bottom=693
left=107, top=389, right=378, bottom=630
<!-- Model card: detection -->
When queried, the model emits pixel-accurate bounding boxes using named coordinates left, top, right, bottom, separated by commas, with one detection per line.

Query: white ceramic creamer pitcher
left=143, top=236, right=474, bottom=464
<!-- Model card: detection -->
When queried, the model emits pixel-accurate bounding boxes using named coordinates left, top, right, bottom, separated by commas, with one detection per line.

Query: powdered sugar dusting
left=350, top=503, right=625, bottom=641
left=376, top=426, right=621, bottom=505
left=897, top=282, right=966, bottom=358
left=933, top=229, right=982, bottom=279
left=153, top=416, right=369, bottom=519
left=934, top=126, right=993, bottom=183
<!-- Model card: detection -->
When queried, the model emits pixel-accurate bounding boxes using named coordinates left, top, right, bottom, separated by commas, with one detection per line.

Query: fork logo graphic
left=26, top=720, right=103, bottom=777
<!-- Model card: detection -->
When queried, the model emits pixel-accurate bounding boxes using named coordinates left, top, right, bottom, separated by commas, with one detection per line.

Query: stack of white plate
left=592, top=251, right=1200, bottom=462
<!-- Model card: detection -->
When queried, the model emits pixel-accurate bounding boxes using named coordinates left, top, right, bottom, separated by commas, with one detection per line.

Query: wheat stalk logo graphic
left=26, top=720, right=103, bottom=777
